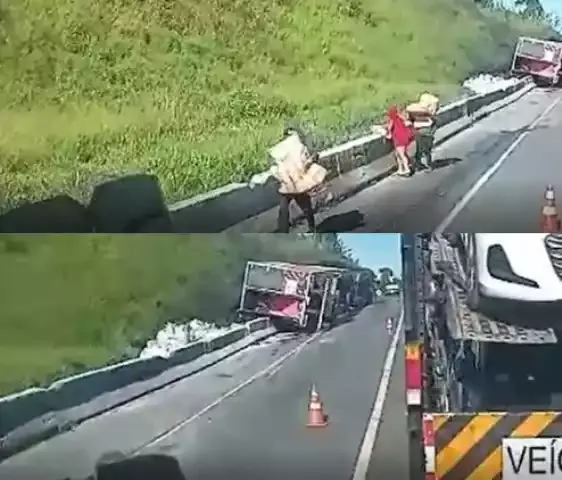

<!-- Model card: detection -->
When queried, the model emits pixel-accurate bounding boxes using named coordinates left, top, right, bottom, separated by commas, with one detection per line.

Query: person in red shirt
left=386, top=105, right=414, bottom=177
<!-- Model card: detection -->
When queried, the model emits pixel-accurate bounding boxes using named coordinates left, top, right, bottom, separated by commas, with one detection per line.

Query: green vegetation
left=0, top=233, right=357, bottom=395
left=0, top=0, right=556, bottom=212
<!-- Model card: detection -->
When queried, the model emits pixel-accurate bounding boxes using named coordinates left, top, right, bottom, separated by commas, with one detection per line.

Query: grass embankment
left=0, top=0, right=554, bottom=211
left=0, top=234, right=353, bottom=395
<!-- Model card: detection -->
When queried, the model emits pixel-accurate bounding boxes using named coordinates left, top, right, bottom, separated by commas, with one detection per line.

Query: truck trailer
left=402, top=234, right=562, bottom=479
left=238, top=261, right=357, bottom=333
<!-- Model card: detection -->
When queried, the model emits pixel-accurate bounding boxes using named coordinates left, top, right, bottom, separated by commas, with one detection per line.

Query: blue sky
left=340, top=234, right=401, bottom=276
left=543, top=0, right=562, bottom=16
left=504, top=0, right=562, bottom=16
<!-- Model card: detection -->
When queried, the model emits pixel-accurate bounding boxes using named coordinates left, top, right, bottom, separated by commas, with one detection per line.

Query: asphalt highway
left=294, top=87, right=562, bottom=233
left=0, top=298, right=407, bottom=480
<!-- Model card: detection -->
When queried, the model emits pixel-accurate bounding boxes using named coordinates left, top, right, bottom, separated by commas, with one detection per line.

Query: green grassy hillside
left=0, top=234, right=355, bottom=395
left=0, top=0, right=554, bottom=211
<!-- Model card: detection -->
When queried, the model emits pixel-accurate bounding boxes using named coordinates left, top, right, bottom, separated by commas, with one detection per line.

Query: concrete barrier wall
left=0, top=318, right=272, bottom=458
left=0, top=388, right=54, bottom=438
left=166, top=340, right=207, bottom=367
left=50, top=357, right=150, bottom=411
left=206, top=326, right=247, bottom=352
left=247, top=317, right=268, bottom=333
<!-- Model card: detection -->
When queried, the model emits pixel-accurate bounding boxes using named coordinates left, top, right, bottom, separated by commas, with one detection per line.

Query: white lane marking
left=265, top=335, right=315, bottom=377
left=351, top=309, right=404, bottom=480
left=133, top=330, right=323, bottom=453
left=435, top=93, right=562, bottom=234
left=264, top=360, right=286, bottom=378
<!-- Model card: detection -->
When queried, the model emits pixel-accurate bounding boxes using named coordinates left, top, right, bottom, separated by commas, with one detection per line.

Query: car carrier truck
left=402, top=233, right=562, bottom=479
left=238, top=261, right=361, bottom=333
left=510, top=36, right=562, bottom=86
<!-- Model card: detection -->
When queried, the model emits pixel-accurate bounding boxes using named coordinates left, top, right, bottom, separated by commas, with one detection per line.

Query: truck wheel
left=304, top=313, right=320, bottom=333
left=270, top=317, right=296, bottom=333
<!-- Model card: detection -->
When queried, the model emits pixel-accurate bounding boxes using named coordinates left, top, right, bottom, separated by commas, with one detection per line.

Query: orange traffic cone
left=306, top=385, right=328, bottom=428
left=541, top=185, right=561, bottom=233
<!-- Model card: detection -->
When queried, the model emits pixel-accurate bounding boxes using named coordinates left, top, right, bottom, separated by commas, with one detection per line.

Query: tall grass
left=0, top=233, right=355, bottom=394
left=0, top=0, right=553, bottom=211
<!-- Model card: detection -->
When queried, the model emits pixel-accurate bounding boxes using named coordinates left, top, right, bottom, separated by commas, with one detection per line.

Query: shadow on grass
left=0, top=174, right=174, bottom=233
left=0, top=195, right=91, bottom=233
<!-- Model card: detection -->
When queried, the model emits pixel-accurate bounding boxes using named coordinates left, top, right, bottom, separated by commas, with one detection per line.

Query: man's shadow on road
left=430, top=157, right=462, bottom=171
left=316, top=209, right=365, bottom=232
left=312, top=158, right=465, bottom=232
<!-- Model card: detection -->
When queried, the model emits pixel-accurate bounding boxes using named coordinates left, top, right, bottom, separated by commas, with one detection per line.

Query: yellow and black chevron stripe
left=434, top=412, right=562, bottom=479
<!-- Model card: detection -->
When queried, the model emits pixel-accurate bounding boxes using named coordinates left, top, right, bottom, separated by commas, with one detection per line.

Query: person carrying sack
left=267, top=128, right=327, bottom=233
left=406, top=93, right=439, bottom=172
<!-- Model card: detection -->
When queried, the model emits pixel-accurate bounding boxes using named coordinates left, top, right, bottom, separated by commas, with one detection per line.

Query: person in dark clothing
left=414, top=122, right=437, bottom=171
left=271, top=127, right=324, bottom=233
left=407, top=93, right=439, bottom=172
left=277, top=192, right=316, bottom=233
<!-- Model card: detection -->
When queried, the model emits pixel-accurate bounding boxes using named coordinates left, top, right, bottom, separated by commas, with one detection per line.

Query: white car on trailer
left=449, top=233, right=562, bottom=310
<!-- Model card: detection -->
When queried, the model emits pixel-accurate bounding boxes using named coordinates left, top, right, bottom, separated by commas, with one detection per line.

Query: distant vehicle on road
left=383, top=283, right=401, bottom=296
left=451, top=233, right=562, bottom=311
left=510, top=36, right=562, bottom=86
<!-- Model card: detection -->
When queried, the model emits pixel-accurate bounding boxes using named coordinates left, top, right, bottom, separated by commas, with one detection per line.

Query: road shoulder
left=366, top=329, right=410, bottom=480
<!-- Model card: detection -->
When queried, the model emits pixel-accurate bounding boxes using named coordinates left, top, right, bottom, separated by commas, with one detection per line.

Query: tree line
left=474, top=0, right=560, bottom=30
left=308, top=233, right=400, bottom=291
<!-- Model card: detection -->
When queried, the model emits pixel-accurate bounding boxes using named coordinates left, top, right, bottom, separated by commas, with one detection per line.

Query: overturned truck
left=510, top=36, right=562, bottom=86
left=238, top=261, right=373, bottom=333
